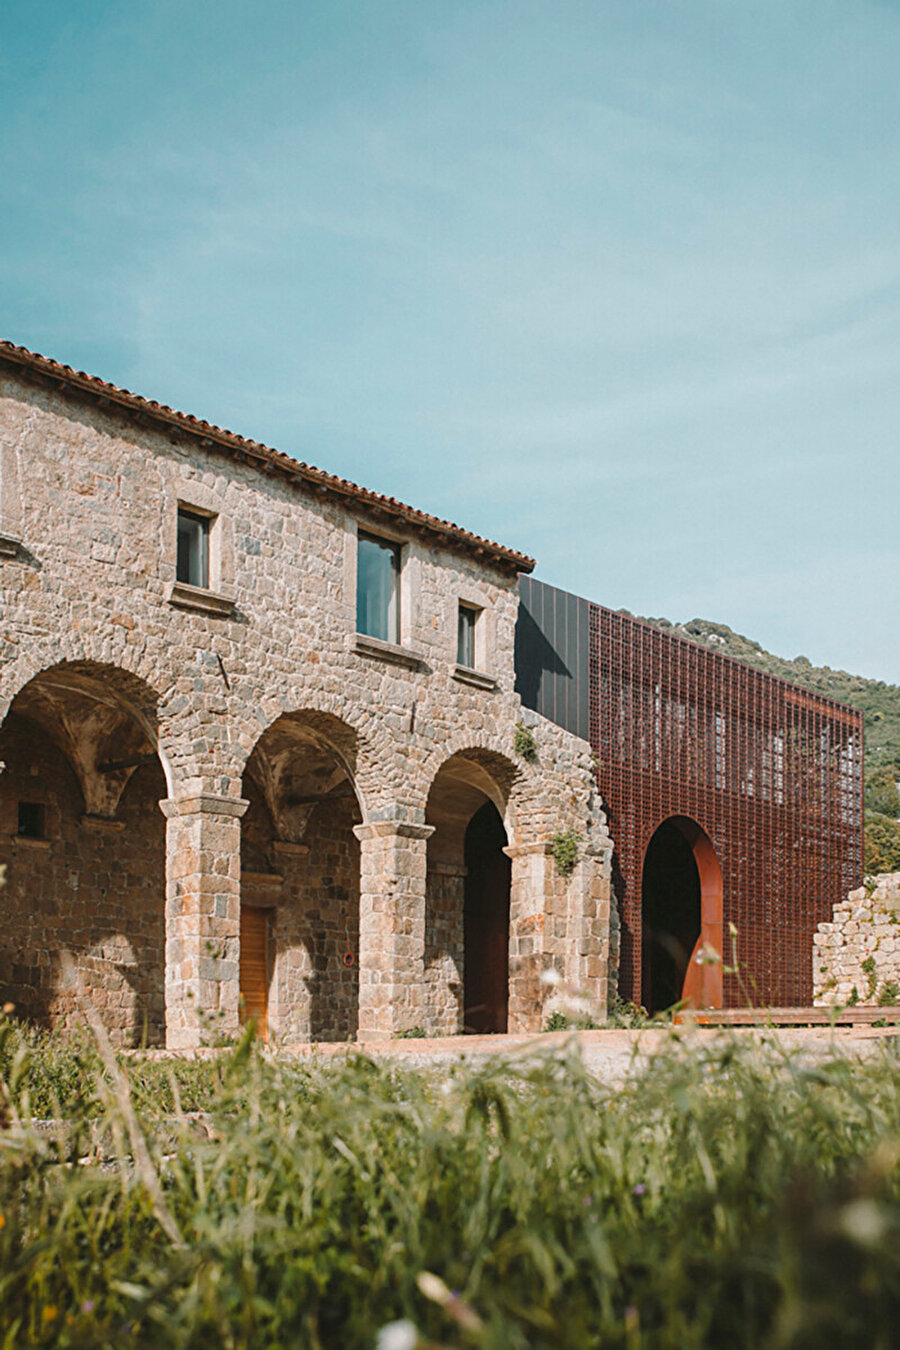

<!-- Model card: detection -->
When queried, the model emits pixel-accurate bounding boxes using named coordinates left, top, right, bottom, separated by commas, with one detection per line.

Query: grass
left=1, top=1014, right=899, bottom=1348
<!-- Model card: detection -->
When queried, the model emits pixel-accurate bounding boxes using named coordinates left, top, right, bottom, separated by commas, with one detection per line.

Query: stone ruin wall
left=0, top=361, right=617, bottom=1047
left=813, top=872, right=900, bottom=1007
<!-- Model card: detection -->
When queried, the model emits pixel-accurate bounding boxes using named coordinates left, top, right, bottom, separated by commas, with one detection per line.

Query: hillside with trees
left=629, top=613, right=900, bottom=874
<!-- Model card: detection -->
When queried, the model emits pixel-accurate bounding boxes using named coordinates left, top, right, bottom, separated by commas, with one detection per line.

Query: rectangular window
left=457, top=604, right=477, bottom=667
left=177, top=508, right=210, bottom=589
left=17, top=802, right=45, bottom=839
left=357, top=532, right=400, bottom=643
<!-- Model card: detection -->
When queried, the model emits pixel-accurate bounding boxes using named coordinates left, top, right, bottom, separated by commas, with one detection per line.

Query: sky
left=2, top=0, right=899, bottom=682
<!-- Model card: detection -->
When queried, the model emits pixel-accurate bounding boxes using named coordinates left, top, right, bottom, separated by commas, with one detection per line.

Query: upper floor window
left=357, top=532, right=400, bottom=643
left=457, top=603, right=477, bottom=668
left=177, top=508, right=210, bottom=589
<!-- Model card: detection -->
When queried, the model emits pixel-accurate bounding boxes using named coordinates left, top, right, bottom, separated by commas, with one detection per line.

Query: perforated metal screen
left=516, top=580, right=864, bottom=1007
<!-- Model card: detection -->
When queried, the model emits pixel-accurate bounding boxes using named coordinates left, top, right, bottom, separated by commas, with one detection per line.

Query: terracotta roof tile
left=0, top=339, right=535, bottom=573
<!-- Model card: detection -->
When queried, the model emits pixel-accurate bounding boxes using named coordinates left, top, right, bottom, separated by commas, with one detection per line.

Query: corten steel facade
left=516, top=577, right=864, bottom=1008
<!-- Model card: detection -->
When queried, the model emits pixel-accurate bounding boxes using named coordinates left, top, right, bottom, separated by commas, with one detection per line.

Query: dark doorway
left=641, top=819, right=702, bottom=1014
left=463, top=802, right=511, bottom=1033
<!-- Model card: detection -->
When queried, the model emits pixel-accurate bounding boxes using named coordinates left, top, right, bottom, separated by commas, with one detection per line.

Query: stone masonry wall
left=0, top=363, right=616, bottom=1045
left=813, top=873, right=900, bottom=1007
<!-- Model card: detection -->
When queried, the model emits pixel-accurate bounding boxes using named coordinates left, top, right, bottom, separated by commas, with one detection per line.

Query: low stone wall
left=813, top=873, right=900, bottom=1007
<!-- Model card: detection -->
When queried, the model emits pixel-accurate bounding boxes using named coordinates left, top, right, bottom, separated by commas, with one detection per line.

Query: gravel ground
left=282, top=1023, right=899, bottom=1084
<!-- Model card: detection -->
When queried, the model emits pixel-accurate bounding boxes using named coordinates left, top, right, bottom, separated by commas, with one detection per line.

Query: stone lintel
left=451, top=664, right=498, bottom=691
left=159, top=794, right=250, bottom=819
left=349, top=631, right=424, bottom=669
left=353, top=821, right=435, bottom=842
left=168, top=580, right=236, bottom=617
left=80, top=814, right=126, bottom=832
left=241, top=870, right=284, bottom=887
left=503, top=841, right=555, bottom=859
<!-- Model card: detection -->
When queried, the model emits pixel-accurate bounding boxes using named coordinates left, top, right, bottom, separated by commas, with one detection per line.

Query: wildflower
left=417, top=1271, right=483, bottom=1333
left=1, top=1003, right=13, bottom=1016
left=0, top=1214, right=5, bottom=1229
left=82, top=1300, right=95, bottom=1314
left=376, top=1320, right=418, bottom=1350
left=42, top=1306, right=58, bottom=1323
left=632, top=1183, right=647, bottom=1196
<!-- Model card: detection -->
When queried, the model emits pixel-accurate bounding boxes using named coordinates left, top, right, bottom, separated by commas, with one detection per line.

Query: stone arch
left=239, top=708, right=367, bottom=1043
left=640, top=815, right=723, bottom=1014
left=0, top=660, right=169, bottom=1045
left=420, top=735, right=522, bottom=842
left=423, top=747, right=519, bottom=1034
left=229, top=681, right=410, bottom=821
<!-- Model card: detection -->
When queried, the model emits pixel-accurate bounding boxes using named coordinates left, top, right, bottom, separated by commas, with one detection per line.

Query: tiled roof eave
left=0, top=340, right=535, bottom=575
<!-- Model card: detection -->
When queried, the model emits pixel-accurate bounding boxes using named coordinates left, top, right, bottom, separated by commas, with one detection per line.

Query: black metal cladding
left=515, top=576, right=591, bottom=742
left=515, top=578, right=864, bottom=1008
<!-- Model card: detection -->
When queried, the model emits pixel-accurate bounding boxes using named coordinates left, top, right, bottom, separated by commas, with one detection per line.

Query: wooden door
left=239, top=905, right=270, bottom=1040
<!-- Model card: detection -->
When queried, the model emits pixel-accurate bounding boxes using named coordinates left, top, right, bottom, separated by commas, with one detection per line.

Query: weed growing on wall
left=551, top=829, right=580, bottom=876
left=513, top=722, right=538, bottom=762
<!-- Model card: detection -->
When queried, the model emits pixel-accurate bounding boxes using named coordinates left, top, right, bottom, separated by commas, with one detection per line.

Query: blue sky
left=2, top=1, right=899, bottom=681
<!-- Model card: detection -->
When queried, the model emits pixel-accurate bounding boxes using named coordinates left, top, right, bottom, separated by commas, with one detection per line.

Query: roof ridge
left=0, top=339, right=535, bottom=573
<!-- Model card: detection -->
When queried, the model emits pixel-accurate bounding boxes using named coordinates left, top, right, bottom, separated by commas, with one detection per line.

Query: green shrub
left=865, top=811, right=900, bottom=873
left=866, top=767, right=900, bottom=819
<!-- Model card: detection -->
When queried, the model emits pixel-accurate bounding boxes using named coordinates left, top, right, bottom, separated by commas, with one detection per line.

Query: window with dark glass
left=457, top=604, right=477, bottom=667
left=357, top=532, right=400, bottom=643
left=177, top=508, right=210, bottom=588
left=17, top=802, right=45, bottom=839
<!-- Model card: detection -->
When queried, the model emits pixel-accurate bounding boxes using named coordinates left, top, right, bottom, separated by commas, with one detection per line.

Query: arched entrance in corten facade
left=240, top=710, right=363, bottom=1043
left=424, top=749, right=515, bottom=1035
left=0, top=662, right=168, bottom=1045
left=641, top=815, right=723, bottom=1014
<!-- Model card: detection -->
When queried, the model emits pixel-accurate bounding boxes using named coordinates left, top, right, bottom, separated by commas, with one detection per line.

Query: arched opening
left=424, top=750, right=514, bottom=1035
left=240, top=711, right=362, bottom=1043
left=0, top=662, right=167, bottom=1045
left=641, top=815, right=723, bottom=1014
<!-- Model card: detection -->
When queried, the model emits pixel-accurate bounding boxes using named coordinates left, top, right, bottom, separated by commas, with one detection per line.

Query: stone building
left=0, top=341, right=614, bottom=1049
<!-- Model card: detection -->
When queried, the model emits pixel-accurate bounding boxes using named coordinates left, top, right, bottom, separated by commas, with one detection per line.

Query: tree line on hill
left=629, top=613, right=900, bottom=875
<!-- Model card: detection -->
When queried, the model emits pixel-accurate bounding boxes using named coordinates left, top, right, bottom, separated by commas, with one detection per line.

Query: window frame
left=176, top=506, right=212, bottom=591
left=457, top=602, right=478, bottom=669
left=356, top=530, right=402, bottom=646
